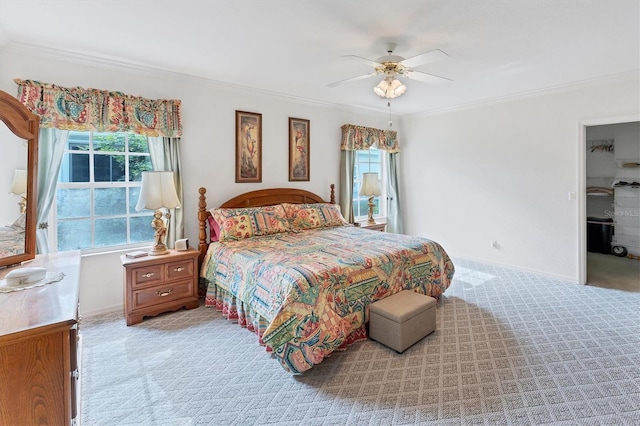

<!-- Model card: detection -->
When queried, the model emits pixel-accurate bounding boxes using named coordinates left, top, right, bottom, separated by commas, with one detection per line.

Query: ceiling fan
left=328, top=43, right=452, bottom=98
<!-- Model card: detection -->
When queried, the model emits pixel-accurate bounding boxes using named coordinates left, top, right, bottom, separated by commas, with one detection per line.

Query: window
left=353, top=148, right=385, bottom=221
left=53, top=131, right=154, bottom=251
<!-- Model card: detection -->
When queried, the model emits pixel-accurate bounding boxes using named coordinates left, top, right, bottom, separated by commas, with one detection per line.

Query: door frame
left=577, top=114, right=640, bottom=284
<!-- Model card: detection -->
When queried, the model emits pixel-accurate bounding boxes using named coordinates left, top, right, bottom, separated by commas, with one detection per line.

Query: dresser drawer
left=166, top=258, right=194, bottom=281
left=132, top=280, right=195, bottom=310
left=131, top=264, right=164, bottom=289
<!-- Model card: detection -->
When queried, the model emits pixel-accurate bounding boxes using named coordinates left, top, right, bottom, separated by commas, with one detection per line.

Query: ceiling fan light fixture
left=373, top=77, right=406, bottom=99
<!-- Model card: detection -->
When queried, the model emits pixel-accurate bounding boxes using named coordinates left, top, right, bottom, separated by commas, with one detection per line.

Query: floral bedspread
left=0, top=224, right=25, bottom=257
left=201, top=226, right=454, bottom=373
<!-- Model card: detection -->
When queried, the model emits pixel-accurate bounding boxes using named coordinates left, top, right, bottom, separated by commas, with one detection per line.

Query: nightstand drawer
left=166, top=259, right=194, bottom=281
left=131, top=264, right=164, bottom=289
left=132, top=280, right=195, bottom=310
left=121, top=249, right=200, bottom=325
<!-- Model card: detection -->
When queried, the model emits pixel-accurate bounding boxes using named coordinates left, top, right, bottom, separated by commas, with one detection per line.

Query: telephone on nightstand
left=4, top=267, right=47, bottom=287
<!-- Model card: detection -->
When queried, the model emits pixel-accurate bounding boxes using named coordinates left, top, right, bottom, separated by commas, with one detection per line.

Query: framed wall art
left=235, top=110, right=262, bottom=183
left=288, top=117, right=310, bottom=181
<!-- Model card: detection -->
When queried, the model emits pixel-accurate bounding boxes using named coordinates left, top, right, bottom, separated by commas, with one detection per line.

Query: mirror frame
left=0, top=90, right=39, bottom=268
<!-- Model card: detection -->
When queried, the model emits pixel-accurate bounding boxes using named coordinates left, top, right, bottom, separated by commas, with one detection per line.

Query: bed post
left=198, top=187, right=208, bottom=268
left=330, top=184, right=335, bottom=204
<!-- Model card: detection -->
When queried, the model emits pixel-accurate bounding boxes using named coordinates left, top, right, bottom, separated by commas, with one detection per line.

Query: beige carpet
left=587, top=252, right=640, bottom=292
left=80, top=258, right=640, bottom=425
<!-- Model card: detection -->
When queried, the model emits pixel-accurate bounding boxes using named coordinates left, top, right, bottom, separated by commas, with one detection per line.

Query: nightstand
left=358, top=222, right=386, bottom=232
left=120, top=248, right=199, bottom=325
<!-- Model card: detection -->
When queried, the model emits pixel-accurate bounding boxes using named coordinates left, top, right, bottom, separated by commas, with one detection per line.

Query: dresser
left=121, top=248, right=199, bottom=325
left=0, top=251, right=82, bottom=426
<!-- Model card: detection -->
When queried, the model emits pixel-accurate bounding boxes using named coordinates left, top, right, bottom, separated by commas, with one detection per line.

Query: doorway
left=582, top=120, right=640, bottom=292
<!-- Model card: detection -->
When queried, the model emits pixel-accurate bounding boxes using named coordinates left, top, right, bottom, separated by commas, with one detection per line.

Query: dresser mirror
left=0, top=90, right=39, bottom=268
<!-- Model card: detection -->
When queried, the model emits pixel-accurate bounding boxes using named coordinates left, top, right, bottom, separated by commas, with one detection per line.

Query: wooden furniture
left=0, top=251, right=82, bottom=426
left=197, top=184, right=335, bottom=267
left=121, top=249, right=199, bottom=325
left=0, top=90, right=39, bottom=268
left=197, top=186, right=455, bottom=373
left=358, top=221, right=386, bottom=232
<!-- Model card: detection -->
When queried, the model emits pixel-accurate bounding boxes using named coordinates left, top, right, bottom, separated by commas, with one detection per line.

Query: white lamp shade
left=135, top=171, right=181, bottom=211
left=10, top=169, right=27, bottom=195
left=359, top=172, right=381, bottom=197
left=373, top=78, right=406, bottom=99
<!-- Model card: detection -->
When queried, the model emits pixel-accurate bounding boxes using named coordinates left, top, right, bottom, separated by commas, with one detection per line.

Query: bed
left=0, top=215, right=26, bottom=257
left=198, top=186, right=454, bottom=373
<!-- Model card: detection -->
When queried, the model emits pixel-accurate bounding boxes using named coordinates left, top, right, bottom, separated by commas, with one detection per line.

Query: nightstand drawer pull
left=156, top=288, right=173, bottom=297
left=142, top=272, right=155, bottom=278
left=173, top=267, right=185, bottom=272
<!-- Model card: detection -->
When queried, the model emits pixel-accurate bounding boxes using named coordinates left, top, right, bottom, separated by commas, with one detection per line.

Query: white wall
left=401, top=75, right=639, bottom=281
left=0, top=46, right=393, bottom=315
left=2, top=45, right=638, bottom=313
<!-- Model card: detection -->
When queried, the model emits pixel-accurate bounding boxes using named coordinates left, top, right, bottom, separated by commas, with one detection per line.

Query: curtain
left=14, top=79, right=182, bottom=137
left=340, top=124, right=398, bottom=152
left=14, top=79, right=184, bottom=251
left=384, top=151, right=403, bottom=234
left=148, top=137, right=184, bottom=248
left=340, top=124, right=401, bottom=230
left=36, top=128, right=68, bottom=253
left=339, top=150, right=356, bottom=223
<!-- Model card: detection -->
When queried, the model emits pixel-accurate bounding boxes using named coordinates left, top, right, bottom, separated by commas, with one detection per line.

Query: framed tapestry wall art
left=289, top=117, right=310, bottom=181
left=236, top=110, right=262, bottom=183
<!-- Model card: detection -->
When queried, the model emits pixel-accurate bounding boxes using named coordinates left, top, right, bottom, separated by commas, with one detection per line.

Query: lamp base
left=150, top=208, right=170, bottom=255
left=367, top=196, right=376, bottom=224
left=149, top=243, right=169, bottom=256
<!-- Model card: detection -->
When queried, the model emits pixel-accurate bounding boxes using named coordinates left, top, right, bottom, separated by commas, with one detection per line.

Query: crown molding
left=1, top=41, right=386, bottom=117
left=408, top=70, right=640, bottom=119
left=4, top=41, right=635, bottom=121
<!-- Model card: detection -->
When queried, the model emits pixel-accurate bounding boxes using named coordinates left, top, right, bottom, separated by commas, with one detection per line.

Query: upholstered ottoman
left=369, top=290, right=436, bottom=353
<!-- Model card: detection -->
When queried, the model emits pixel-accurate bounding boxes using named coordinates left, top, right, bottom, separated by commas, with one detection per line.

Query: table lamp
left=360, top=172, right=381, bottom=224
left=135, top=171, right=181, bottom=255
left=10, top=169, right=28, bottom=214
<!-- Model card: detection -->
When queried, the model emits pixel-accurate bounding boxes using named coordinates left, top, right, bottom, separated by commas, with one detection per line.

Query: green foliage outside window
left=56, top=131, right=154, bottom=251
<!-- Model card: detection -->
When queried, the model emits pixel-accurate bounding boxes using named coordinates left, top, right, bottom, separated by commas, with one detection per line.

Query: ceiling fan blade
left=327, top=72, right=378, bottom=87
left=341, top=54, right=382, bottom=67
left=403, top=70, right=453, bottom=85
left=400, top=49, right=448, bottom=68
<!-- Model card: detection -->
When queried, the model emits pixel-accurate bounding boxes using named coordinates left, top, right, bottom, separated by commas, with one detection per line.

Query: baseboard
left=450, top=254, right=578, bottom=284
left=80, top=304, right=122, bottom=318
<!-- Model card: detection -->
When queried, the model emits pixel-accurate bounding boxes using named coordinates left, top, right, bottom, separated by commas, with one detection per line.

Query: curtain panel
left=14, top=79, right=182, bottom=138
left=340, top=124, right=399, bottom=152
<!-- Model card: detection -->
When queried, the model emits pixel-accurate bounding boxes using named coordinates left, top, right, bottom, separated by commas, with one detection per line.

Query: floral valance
left=14, top=79, right=182, bottom=137
left=340, top=124, right=399, bottom=153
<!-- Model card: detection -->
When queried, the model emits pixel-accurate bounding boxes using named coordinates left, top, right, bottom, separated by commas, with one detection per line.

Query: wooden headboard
left=197, top=185, right=335, bottom=266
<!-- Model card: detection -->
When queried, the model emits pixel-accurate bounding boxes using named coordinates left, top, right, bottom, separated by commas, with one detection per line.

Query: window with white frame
left=352, top=147, right=386, bottom=221
left=53, top=131, right=155, bottom=251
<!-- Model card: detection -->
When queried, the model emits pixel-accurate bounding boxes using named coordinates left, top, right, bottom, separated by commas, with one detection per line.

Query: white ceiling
left=0, top=0, right=638, bottom=116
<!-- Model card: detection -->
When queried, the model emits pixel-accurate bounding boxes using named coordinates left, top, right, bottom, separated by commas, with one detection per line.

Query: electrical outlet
left=568, top=192, right=576, bottom=201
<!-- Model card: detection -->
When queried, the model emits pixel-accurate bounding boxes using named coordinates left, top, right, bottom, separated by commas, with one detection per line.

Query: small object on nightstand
left=175, top=238, right=189, bottom=251
left=125, top=250, right=148, bottom=259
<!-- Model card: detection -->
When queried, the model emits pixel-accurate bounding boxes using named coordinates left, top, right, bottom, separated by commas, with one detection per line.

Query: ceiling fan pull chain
left=388, top=101, right=393, bottom=127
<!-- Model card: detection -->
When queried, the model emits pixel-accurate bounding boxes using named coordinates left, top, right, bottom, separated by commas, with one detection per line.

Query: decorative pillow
left=210, top=204, right=291, bottom=242
left=282, top=203, right=347, bottom=230
left=206, top=215, right=220, bottom=242
left=12, top=214, right=26, bottom=229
